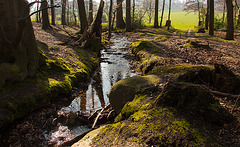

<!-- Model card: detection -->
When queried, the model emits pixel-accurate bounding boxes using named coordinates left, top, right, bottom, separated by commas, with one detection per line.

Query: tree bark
left=36, top=0, right=39, bottom=22
left=223, top=1, right=226, bottom=24
left=116, top=0, right=125, bottom=29
left=0, top=0, right=39, bottom=88
left=166, top=0, right=172, bottom=30
left=154, top=0, right=159, bottom=28
left=77, top=0, right=88, bottom=33
left=126, top=0, right=132, bottom=31
left=51, top=0, right=55, bottom=25
left=76, top=0, right=104, bottom=51
left=108, top=0, right=113, bottom=40
left=132, top=0, right=135, bottom=27
left=209, top=0, right=214, bottom=35
left=41, top=0, right=51, bottom=29
left=226, top=0, right=234, bottom=40
left=89, top=0, right=93, bottom=25
left=73, top=0, right=77, bottom=25
left=62, top=0, right=66, bottom=25
left=205, top=0, right=209, bottom=29
left=160, top=0, right=165, bottom=28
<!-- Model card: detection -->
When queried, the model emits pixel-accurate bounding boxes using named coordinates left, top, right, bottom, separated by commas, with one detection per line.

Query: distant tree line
left=32, top=0, right=237, bottom=40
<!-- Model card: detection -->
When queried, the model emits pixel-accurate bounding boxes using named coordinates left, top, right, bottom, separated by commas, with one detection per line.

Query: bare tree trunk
left=205, top=0, right=209, bottom=29
left=132, top=0, right=135, bottom=27
left=197, top=0, right=201, bottom=26
left=112, top=11, right=116, bottom=29
left=89, top=0, right=93, bottom=25
left=116, top=0, right=125, bottom=29
left=126, top=0, right=132, bottom=31
left=226, top=0, right=234, bottom=40
left=51, top=0, right=55, bottom=25
left=36, top=0, right=39, bottom=22
left=62, top=0, right=66, bottom=25
left=223, top=1, right=226, bottom=23
left=154, top=0, right=159, bottom=28
left=108, top=0, right=113, bottom=40
left=41, top=0, right=51, bottom=29
left=67, top=0, right=70, bottom=25
left=160, top=0, right=165, bottom=28
left=209, top=0, right=214, bottom=35
left=77, top=0, right=104, bottom=51
left=73, top=0, right=77, bottom=25
left=77, top=0, right=88, bottom=33
left=166, top=0, right=172, bottom=30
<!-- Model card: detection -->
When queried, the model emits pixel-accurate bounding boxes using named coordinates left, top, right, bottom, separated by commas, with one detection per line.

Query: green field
left=143, top=11, right=199, bottom=31
left=31, top=11, right=199, bottom=31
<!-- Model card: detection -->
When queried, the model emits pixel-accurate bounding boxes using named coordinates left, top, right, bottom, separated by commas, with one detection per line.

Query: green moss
left=183, top=43, right=195, bottom=48
left=154, top=35, right=168, bottom=41
left=0, top=47, right=99, bottom=130
left=149, top=64, right=214, bottom=78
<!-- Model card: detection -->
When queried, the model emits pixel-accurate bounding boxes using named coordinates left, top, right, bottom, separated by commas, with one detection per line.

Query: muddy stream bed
left=1, top=34, right=138, bottom=146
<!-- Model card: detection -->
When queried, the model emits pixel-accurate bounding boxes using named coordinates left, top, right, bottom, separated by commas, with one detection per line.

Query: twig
left=19, top=5, right=61, bottom=22
left=231, top=95, right=240, bottom=113
left=92, top=104, right=110, bottom=129
left=209, top=90, right=240, bottom=99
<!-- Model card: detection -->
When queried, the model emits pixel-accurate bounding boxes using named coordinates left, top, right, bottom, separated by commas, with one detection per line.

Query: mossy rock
left=154, top=81, right=233, bottom=126
left=109, top=75, right=161, bottom=114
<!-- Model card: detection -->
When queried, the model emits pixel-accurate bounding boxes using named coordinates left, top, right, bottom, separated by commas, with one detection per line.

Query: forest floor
left=90, top=27, right=240, bottom=146
left=2, top=23, right=240, bottom=146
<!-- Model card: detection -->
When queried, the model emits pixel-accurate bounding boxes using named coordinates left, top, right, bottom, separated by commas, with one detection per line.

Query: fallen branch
left=209, top=90, right=240, bottom=99
left=92, top=104, right=110, bottom=129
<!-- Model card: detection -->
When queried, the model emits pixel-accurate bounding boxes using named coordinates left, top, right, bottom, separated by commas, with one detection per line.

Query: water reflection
left=47, top=35, right=138, bottom=144
left=61, top=35, right=137, bottom=114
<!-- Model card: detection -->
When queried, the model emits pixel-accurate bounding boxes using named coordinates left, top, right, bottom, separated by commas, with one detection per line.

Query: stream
left=44, top=34, right=137, bottom=145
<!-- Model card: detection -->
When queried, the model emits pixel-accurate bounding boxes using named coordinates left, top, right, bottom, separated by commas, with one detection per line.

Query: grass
left=30, top=11, right=198, bottom=32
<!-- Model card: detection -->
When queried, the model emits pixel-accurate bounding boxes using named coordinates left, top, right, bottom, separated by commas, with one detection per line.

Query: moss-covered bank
left=0, top=46, right=100, bottom=131
left=91, top=38, right=239, bottom=146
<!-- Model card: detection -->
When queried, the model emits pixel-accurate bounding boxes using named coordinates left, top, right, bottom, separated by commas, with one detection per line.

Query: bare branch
left=18, top=5, right=61, bottom=23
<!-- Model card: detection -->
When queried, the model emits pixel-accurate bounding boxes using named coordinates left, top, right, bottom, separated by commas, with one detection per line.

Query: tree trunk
left=73, top=0, right=77, bottom=25
left=67, top=0, right=70, bottom=25
left=226, top=0, right=234, bottom=40
left=154, top=0, right=159, bottom=28
left=209, top=0, right=214, bottom=35
left=160, top=0, right=165, bottom=28
left=41, top=0, right=51, bottom=29
left=0, top=0, right=39, bottom=88
left=132, top=0, right=135, bottom=27
left=62, top=0, right=66, bottom=25
left=77, top=0, right=104, bottom=51
left=197, top=0, right=201, bottom=26
left=126, top=0, right=132, bottom=31
left=116, top=0, right=125, bottom=29
left=51, top=0, right=55, bottom=25
left=77, top=0, right=88, bottom=33
left=205, top=0, right=209, bottom=29
left=108, top=0, right=113, bottom=40
left=112, top=11, right=116, bottom=29
left=89, top=0, right=93, bottom=25
left=36, top=0, right=39, bottom=22
left=223, top=1, right=226, bottom=23
left=166, top=0, right=172, bottom=30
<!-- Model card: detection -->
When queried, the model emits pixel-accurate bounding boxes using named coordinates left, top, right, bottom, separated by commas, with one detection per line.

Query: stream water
left=45, top=34, right=138, bottom=145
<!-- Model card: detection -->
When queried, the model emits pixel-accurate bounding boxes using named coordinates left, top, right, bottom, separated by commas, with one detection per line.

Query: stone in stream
left=108, top=75, right=161, bottom=114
